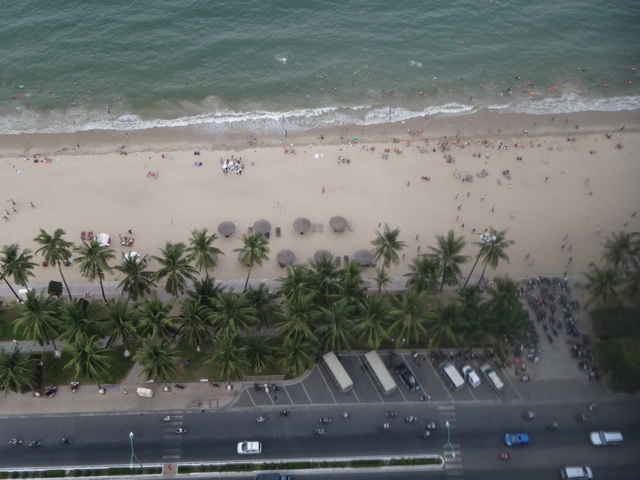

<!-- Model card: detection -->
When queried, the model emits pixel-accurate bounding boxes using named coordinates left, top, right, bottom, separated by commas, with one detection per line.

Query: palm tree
left=277, top=338, right=314, bottom=377
left=1, top=243, right=37, bottom=300
left=277, top=265, right=314, bottom=299
left=428, top=230, right=469, bottom=291
left=137, top=292, right=176, bottom=341
left=114, top=254, right=156, bottom=301
left=134, top=337, right=181, bottom=384
left=491, top=304, right=530, bottom=348
left=244, top=336, right=274, bottom=374
left=388, top=290, right=429, bottom=347
left=186, top=228, right=224, bottom=276
left=309, top=257, right=340, bottom=300
left=622, top=261, right=640, bottom=305
left=603, top=231, right=639, bottom=268
left=371, top=224, right=407, bottom=275
left=405, top=255, right=440, bottom=293
left=275, top=292, right=318, bottom=344
left=337, top=261, right=368, bottom=305
left=58, top=299, right=104, bottom=345
left=13, top=290, right=61, bottom=351
left=425, top=299, right=462, bottom=348
left=353, top=294, right=391, bottom=349
left=0, top=348, right=37, bottom=395
left=204, top=335, right=249, bottom=382
left=476, top=229, right=514, bottom=287
left=104, top=299, right=138, bottom=352
left=177, top=297, right=213, bottom=347
left=234, top=233, right=270, bottom=291
left=33, top=228, right=74, bottom=300
left=64, top=336, right=112, bottom=388
left=316, top=299, right=354, bottom=352
left=585, top=266, right=623, bottom=307
left=374, top=267, right=392, bottom=294
left=152, top=242, right=198, bottom=297
left=486, top=276, right=521, bottom=317
left=186, top=275, right=225, bottom=309
left=74, top=239, right=116, bottom=303
left=243, top=284, right=276, bottom=328
left=211, top=291, right=257, bottom=337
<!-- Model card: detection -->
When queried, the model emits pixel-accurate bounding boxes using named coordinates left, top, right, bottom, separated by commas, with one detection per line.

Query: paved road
left=1, top=400, right=638, bottom=479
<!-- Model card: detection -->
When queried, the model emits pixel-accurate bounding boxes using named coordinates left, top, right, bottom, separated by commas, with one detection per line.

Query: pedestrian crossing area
left=439, top=405, right=463, bottom=478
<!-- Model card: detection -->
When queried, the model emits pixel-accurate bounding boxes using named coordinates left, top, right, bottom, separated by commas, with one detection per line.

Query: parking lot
left=230, top=350, right=601, bottom=410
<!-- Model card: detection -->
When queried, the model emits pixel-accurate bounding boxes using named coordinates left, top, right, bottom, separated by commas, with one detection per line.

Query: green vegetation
left=585, top=231, right=640, bottom=392
left=1, top=225, right=531, bottom=390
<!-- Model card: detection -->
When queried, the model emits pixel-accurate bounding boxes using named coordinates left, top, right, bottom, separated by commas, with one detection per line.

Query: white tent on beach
left=96, top=233, right=110, bottom=247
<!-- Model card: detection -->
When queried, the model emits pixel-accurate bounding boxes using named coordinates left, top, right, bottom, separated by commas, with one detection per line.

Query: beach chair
left=247, top=227, right=253, bottom=234
left=276, top=227, right=281, bottom=237
left=344, top=255, right=349, bottom=264
left=347, top=222, right=353, bottom=231
left=87, top=232, right=93, bottom=240
left=318, top=223, right=323, bottom=233
left=311, top=223, right=317, bottom=233
left=80, top=231, right=86, bottom=240
left=334, top=256, right=341, bottom=267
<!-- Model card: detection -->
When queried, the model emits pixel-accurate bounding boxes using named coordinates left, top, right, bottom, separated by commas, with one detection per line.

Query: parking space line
left=300, top=374, right=314, bottom=404
left=504, top=372, right=524, bottom=401
left=427, top=358, right=454, bottom=401
left=350, top=385, right=361, bottom=403
left=316, top=364, right=338, bottom=404
left=246, top=388, right=257, bottom=407
left=357, top=355, right=384, bottom=402
left=282, top=386, right=294, bottom=404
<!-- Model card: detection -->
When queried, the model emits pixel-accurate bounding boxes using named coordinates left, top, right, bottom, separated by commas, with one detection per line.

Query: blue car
left=505, top=433, right=529, bottom=446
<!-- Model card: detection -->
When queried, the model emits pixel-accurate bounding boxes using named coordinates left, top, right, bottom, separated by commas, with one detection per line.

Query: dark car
left=395, top=362, right=419, bottom=391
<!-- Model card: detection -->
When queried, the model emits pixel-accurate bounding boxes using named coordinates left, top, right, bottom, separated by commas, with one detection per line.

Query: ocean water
left=0, top=0, right=639, bottom=135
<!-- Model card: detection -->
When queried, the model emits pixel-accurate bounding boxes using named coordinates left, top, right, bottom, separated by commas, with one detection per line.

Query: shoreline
left=0, top=108, right=639, bottom=292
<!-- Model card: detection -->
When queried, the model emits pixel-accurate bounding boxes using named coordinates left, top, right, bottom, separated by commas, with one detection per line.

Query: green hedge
left=591, top=307, right=640, bottom=339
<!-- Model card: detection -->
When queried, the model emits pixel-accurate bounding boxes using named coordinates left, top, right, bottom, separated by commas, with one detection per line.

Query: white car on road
left=237, top=440, right=262, bottom=454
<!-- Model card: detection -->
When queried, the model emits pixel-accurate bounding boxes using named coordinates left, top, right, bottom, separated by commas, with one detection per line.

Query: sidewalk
left=0, top=379, right=241, bottom=417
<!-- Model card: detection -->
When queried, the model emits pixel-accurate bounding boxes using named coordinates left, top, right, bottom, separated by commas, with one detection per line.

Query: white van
left=560, top=466, right=593, bottom=479
left=440, top=361, right=465, bottom=391
left=590, top=430, right=623, bottom=446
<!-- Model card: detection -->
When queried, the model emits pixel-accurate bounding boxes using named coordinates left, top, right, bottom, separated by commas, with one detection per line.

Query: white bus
left=322, top=351, right=354, bottom=393
left=363, top=350, right=397, bottom=395
left=440, top=361, right=465, bottom=391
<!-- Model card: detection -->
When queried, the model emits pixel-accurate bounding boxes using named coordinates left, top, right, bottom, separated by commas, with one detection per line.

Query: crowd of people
left=220, top=156, right=244, bottom=174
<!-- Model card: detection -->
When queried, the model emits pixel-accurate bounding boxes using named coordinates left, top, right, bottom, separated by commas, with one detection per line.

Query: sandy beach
left=1, top=110, right=639, bottom=293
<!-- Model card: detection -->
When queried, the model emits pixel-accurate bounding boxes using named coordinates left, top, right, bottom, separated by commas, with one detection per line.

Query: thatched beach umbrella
left=277, top=249, right=296, bottom=267
left=253, top=219, right=272, bottom=235
left=293, top=217, right=311, bottom=235
left=329, top=215, right=348, bottom=232
left=354, top=249, right=373, bottom=267
left=314, top=249, right=333, bottom=264
left=218, top=221, right=236, bottom=238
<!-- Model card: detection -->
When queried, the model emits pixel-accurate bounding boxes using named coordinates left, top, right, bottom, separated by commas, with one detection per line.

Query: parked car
left=395, top=362, right=419, bottom=391
left=461, top=365, right=481, bottom=388
left=504, top=433, right=529, bottom=446
left=590, top=431, right=623, bottom=446
left=237, top=441, right=262, bottom=454
left=560, top=465, right=593, bottom=479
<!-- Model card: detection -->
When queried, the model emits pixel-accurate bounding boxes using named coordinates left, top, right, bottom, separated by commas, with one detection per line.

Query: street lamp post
left=445, top=421, right=455, bottom=458
left=463, top=231, right=497, bottom=288
left=129, top=432, right=142, bottom=469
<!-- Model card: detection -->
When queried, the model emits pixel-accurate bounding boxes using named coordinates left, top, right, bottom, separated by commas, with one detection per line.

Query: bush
left=596, top=336, right=640, bottom=392
left=591, top=307, right=640, bottom=339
